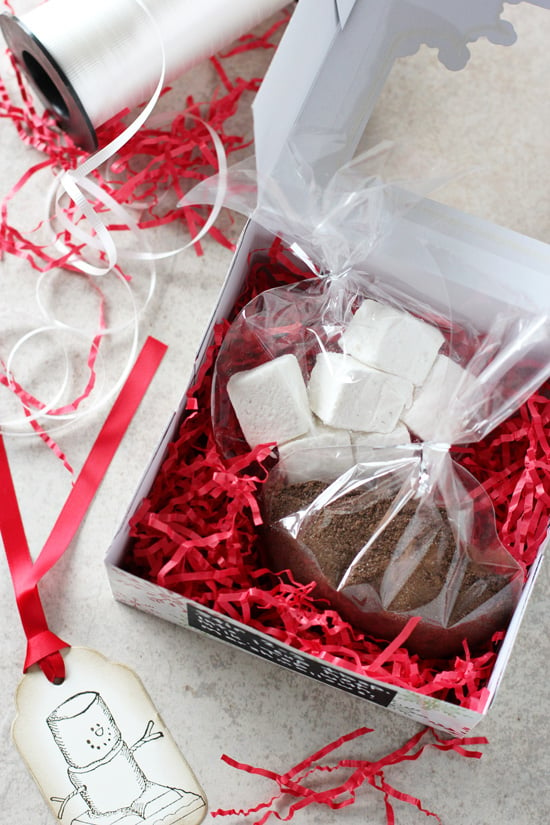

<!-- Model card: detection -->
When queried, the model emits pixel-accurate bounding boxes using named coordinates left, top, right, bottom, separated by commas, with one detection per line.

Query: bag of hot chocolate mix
left=261, top=445, right=523, bottom=658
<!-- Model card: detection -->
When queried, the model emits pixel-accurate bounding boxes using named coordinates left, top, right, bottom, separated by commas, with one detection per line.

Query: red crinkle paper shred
left=455, top=388, right=550, bottom=575
left=125, top=239, right=550, bottom=720
left=212, top=726, right=487, bottom=825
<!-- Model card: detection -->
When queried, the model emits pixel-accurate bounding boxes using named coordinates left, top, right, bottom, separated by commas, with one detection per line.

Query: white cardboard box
left=106, top=0, right=550, bottom=736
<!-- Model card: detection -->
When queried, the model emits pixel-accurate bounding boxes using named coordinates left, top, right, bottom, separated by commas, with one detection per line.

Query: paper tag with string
left=0, top=336, right=208, bottom=825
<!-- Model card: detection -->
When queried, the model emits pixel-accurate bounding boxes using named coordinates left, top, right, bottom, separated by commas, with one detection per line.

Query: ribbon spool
left=0, top=0, right=288, bottom=151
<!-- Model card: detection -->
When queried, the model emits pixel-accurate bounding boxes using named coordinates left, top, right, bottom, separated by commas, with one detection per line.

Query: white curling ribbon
left=47, top=0, right=168, bottom=277
left=0, top=270, right=140, bottom=433
left=4, top=265, right=146, bottom=432
left=0, top=325, right=71, bottom=430
left=26, top=108, right=227, bottom=427
left=7, top=0, right=288, bottom=145
left=46, top=0, right=230, bottom=276
left=0, top=0, right=161, bottom=432
left=1, top=0, right=262, bottom=434
left=37, top=272, right=141, bottom=426
left=50, top=114, right=229, bottom=275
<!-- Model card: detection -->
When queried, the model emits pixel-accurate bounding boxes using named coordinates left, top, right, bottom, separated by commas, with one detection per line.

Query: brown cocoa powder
left=265, top=480, right=507, bottom=616
left=449, top=560, right=510, bottom=624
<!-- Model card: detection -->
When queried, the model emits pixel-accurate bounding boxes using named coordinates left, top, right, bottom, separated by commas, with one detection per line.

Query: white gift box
left=106, top=0, right=550, bottom=736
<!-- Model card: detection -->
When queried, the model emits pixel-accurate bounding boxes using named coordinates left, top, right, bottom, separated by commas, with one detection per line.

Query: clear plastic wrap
left=205, top=147, right=550, bottom=657
left=261, top=446, right=522, bottom=658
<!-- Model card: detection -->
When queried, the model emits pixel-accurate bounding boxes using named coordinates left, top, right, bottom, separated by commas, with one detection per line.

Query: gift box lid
left=253, top=0, right=550, bottom=187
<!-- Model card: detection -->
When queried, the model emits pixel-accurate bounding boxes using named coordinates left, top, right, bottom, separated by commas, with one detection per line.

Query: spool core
left=0, top=12, right=98, bottom=151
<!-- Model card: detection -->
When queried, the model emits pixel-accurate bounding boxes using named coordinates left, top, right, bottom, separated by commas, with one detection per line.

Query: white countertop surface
left=1, top=3, right=549, bottom=824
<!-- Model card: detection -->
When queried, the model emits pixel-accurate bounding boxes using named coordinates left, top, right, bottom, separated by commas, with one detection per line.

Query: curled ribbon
left=1, top=0, right=229, bottom=438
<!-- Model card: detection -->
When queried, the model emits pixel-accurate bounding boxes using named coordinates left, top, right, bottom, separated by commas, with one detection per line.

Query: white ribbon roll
left=0, top=0, right=289, bottom=150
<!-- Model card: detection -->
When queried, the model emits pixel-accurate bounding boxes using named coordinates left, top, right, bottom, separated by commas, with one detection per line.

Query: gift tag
left=13, top=647, right=207, bottom=825
left=0, top=338, right=207, bottom=824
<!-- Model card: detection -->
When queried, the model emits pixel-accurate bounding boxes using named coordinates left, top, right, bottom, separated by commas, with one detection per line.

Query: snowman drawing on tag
left=46, top=691, right=206, bottom=825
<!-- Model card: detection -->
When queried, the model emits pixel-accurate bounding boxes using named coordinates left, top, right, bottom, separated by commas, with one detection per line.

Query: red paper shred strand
left=211, top=726, right=488, bottom=825
left=456, top=388, right=550, bottom=572
left=367, top=616, right=422, bottom=674
left=23, top=412, right=74, bottom=475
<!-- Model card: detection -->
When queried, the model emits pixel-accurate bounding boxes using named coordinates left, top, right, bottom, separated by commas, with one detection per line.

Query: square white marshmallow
left=278, top=426, right=354, bottom=484
left=402, top=354, right=471, bottom=442
left=308, top=351, right=413, bottom=434
left=351, top=423, right=411, bottom=461
left=341, top=299, right=444, bottom=386
left=227, top=354, right=313, bottom=448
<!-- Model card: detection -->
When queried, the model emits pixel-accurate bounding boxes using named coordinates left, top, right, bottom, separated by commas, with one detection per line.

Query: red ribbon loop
left=24, top=630, right=70, bottom=679
left=17, top=585, right=70, bottom=680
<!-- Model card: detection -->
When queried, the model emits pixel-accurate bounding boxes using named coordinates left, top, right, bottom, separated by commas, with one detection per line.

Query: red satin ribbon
left=0, top=336, right=167, bottom=683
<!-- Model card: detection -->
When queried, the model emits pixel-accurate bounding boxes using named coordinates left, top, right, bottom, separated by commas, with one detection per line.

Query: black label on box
left=187, top=603, right=396, bottom=708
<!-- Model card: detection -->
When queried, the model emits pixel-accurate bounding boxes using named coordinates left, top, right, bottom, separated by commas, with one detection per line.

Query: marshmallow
left=341, top=299, right=444, bottom=386
left=227, top=354, right=313, bottom=448
left=278, top=426, right=354, bottom=483
left=308, top=351, right=413, bottom=434
left=402, top=354, right=470, bottom=442
left=351, top=422, right=411, bottom=461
